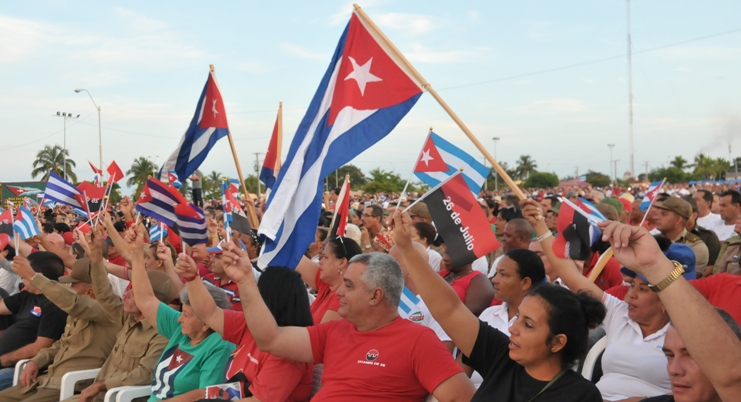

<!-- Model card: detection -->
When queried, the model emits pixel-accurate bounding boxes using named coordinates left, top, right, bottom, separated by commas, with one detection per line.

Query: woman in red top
left=177, top=256, right=315, bottom=401
left=438, top=239, right=495, bottom=316
left=295, top=237, right=362, bottom=324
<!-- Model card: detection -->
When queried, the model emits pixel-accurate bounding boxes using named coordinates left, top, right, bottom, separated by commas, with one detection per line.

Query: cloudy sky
left=2, top=1, right=741, bottom=191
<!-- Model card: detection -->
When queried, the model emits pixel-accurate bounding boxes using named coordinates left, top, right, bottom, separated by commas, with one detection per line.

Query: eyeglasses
left=362, top=213, right=375, bottom=218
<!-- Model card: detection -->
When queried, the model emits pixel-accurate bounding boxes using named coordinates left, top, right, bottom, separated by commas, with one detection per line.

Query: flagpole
left=402, top=169, right=463, bottom=215
left=353, top=4, right=525, bottom=200
left=96, top=172, right=116, bottom=226
left=82, top=191, right=93, bottom=226
left=329, top=175, right=350, bottom=231
left=209, top=64, right=260, bottom=230
left=35, top=195, right=45, bottom=219
left=159, top=222, right=164, bottom=245
left=223, top=179, right=231, bottom=244
left=638, top=178, right=666, bottom=227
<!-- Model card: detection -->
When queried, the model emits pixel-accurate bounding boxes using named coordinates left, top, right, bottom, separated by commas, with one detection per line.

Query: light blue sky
left=2, top=1, right=741, bottom=190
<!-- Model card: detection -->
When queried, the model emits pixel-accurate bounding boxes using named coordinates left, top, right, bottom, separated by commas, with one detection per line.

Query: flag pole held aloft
left=402, top=169, right=464, bottom=215
left=352, top=4, right=525, bottom=200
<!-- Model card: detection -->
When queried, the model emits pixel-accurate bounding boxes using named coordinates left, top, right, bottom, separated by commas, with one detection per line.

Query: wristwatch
left=364, top=244, right=372, bottom=250
left=649, top=261, right=685, bottom=293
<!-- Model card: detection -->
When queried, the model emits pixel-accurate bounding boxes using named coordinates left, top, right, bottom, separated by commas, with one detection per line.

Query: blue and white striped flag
left=174, top=203, right=207, bottom=246
left=73, top=208, right=88, bottom=218
left=413, top=132, right=489, bottom=195
left=149, top=224, right=168, bottom=243
left=45, top=171, right=83, bottom=208
left=13, top=206, right=40, bottom=240
left=397, top=286, right=421, bottom=318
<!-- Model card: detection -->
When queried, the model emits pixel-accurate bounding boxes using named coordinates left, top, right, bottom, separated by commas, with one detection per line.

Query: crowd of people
left=0, top=179, right=739, bottom=401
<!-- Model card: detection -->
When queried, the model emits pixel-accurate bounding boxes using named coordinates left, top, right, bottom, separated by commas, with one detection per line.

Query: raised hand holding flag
left=174, top=203, right=208, bottom=246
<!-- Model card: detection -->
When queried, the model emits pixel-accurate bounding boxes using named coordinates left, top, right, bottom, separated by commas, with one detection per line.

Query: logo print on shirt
left=30, top=306, right=42, bottom=317
left=366, top=349, right=379, bottom=361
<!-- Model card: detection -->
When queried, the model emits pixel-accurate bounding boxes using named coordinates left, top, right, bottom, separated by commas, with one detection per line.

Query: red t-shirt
left=438, top=270, right=483, bottom=302
left=222, top=310, right=313, bottom=401
left=108, top=255, right=127, bottom=267
left=606, top=274, right=741, bottom=325
left=310, top=270, right=340, bottom=325
left=307, top=317, right=462, bottom=401
left=202, top=273, right=242, bottom=311
left=584, top=253, right=623, bottom=291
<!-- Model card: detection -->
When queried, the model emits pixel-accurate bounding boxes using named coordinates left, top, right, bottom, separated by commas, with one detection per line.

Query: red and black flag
left=77, top=181, right=107, bottom=213
left=553, top=198, right=605, bottom=260
left=329, top=176, right=351, bottom=238
left=0, top=210, right=13, bottom=237
left=423, top=173, right=499, bottom=267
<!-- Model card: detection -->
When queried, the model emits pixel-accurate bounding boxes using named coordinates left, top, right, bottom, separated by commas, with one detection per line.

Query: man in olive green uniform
left=683, top=195, right=721, bottom=274
left=0, top=240, right=121, bottom=401
left=655, top=197, right=710, bottom=278
left=61, top=230, right=179, bottom=402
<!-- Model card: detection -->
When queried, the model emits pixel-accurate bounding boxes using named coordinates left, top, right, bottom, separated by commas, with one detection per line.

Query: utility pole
left=626, top=0, right=635, bottom=176
left=253, top=152, right=263, bottom=198
left=492, top=137, right=500, bottom=191
left=575, top=167, right=579, bottom=178
left=644, top=161, right=649, bottom=181
left=613, top=160, right=620, bottom=182
left=608, top=144, right=615, bottom=183
left=54, top=112, right=79, bottom=181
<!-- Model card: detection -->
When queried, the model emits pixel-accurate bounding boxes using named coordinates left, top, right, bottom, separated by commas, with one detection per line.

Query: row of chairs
left=12, top=360, right=150, bottom=402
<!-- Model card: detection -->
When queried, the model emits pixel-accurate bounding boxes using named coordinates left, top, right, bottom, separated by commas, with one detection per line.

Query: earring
left=337, top=269, right=342, bottom=275
left=551, top=348, right=556, bottom=353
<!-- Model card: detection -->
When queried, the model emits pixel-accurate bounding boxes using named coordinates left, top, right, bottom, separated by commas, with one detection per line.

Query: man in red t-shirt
left=219, top=245, right=474, bottom=402
left=202, top=244, right=242, bottom=311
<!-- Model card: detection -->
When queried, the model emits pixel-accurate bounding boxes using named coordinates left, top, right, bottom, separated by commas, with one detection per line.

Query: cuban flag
left=167, top=170, right=182, bottom=189
left=136, top=177, right=188, bottom=228
left=13, top=206, right=40, bottom=240
left=260, top=107, right=282, bottom=196
left=73, top=208, right=88, bottom=218
left=397, top=286, right=421, bottom=318
left=149, top=224, right=168, bottom=242
left=151, top=346, right=194, bottom=400
left=159, top=69, right=230, bottom=182
left=258, top=12, right=423, bottom=269
left=577, top=174, right=588, bottom=183
left=553, top=198, right=606, bottom=260
left=45, top=172, right=84, bottom=208
left=413, top=132, right=489, bottom=195
left=228, top=178, right=241, bottom=194
left=174, top=203, right=208, bottom=246
left=641, top=179, right=666, bottom=211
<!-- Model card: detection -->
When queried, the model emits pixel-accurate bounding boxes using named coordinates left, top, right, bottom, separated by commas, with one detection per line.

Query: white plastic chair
left=104, top=385, right=151, bottom=402
left=12, top=359, right=30, bottom=387
left=60, top=367, right=101, bottom=399
left=581, top=336, right=608, bottom=381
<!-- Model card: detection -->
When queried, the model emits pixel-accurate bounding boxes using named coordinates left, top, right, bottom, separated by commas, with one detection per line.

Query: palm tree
left=203, top=171, right=223, bottom=199
left=713, top=158, right=731, bottom=180
left=515, top=155, right=538, bottom=180
left=669, top=156, right=689, bottom=171
left=127, top=157, right=158, bottom=199
left=694, top=154, right=715, bottom=180
left=31, top=144, right=77, bottom=182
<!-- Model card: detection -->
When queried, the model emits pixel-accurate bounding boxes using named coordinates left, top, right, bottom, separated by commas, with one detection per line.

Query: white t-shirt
left=470, top=303, right=516, bottom=388
left=472, top=256, right=489, bottom=276
left=427, top=247, right=442, bottom=273
left=597, top=294, right=671, bottom=401
left=710, top=220, right=736, bottom=242
left=398, top=296, right=451, bottom=343
left=696, top=213, right=720, bottom=230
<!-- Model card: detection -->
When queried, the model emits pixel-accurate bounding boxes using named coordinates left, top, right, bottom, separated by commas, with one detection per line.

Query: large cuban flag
left=258, top=12, right=424, bottom=269
left=158, top=69, right=230, bottom=182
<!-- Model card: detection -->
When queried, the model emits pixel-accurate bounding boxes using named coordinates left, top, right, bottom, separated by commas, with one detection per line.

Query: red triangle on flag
left=413, top=135, right=449, bottom=173
left=199, top=73, right=229, bottom=129
left=167, top=346, right=194, bottom=371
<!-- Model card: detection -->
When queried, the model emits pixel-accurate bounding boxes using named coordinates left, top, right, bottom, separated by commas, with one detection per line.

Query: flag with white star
left=258, top=10, right=424, bottom=269
left=413, top=131, right=490, bottom=195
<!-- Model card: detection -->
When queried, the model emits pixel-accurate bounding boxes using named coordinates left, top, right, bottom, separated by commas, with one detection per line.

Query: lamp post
left=74, top=89, right=102, bottom=173
left=492, top=137, right=500, bottom=191
left=54, top=112, right=80, bottom=181
left=608, top=144, right=615, bottom=183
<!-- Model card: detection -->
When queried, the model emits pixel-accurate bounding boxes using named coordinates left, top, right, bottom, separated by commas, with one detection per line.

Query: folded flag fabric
left=0, top=210, right=14, bottom=237
left=229, top=178, right=241, bottom=194
left=260, top=109, right=282, bottom=194
left=553, top=198, right=605, bottom=260
left=136, top=177, right=188, bottom=228
left=77, top=181, right=107, bottom=213
left=424, top=173, right=500, bottom=267
left=640, top=179, right=666, bottom=211
left=159, top=69, right=230, bottom=183
left=413, top=131, right=489, bottom=195
left=45, top=171, right=84, bottom=208
left=258, top=11, right=423, bottom=269
left=174, top=203, right=208, bottom=246
left=89, top=161, right=103, bottom=176
left=73, top=208, right=88, bottom=218
left=397, top=286, right=421, bottom=318
left=328, top=178, right=351, bottom=238
left=13, top=206, right=40, bottom=240
left=167, top=170, right=182, bottom=189
left=149, top=224, right=168, bottom=243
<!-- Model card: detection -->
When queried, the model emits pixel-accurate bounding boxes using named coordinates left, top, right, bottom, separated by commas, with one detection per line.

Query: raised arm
left=101, top=211, right=134, bottom=264
left=601, top=221, right=741, bottom=401
left=157, top=243, right=184, bottom=292
left=222, top=243, right=314, bottom=363
left=520, top=199, right=605, bottom=300
left=130, top=226, right=160, bottom=331
left=88, top=226, right=123, bottom=313
left=391, top=210, right=481, bottom=356
left=175, top=254, right=224, bottom=334
left=295, top=255, right=319, bottom=289
left=33, top=234, right=77, bottom=269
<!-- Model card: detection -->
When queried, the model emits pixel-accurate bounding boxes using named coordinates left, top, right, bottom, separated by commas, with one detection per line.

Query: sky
left=2, top=1, right=741, bottom=192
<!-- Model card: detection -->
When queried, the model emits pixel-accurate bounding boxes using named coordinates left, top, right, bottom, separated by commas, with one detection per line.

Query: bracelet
left=536, top=231, right=553, bottom=243
left=185, top=274, right=200, bottom=283
left=649, top=261, right=684, bottom=293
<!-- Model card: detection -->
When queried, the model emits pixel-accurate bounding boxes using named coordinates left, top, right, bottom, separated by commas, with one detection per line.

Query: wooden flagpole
left=277, top=101, right=283, bottom=175
left=353, top=4, right=525, bottom=200
left=210, top=64, right=260, bottom=229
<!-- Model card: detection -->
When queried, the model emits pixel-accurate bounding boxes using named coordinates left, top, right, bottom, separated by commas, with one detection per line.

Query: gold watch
left=649, top=261, right=685, bottom=293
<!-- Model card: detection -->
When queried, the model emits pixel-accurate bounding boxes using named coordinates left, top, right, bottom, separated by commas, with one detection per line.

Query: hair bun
left=576, top=290, right=607, bottom=328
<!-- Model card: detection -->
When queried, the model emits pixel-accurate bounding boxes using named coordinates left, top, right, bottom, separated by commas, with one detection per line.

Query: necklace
left=448, top=268, right=473, bottom=281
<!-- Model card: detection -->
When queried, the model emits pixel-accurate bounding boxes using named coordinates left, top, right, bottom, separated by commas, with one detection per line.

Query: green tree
left=524, top=172, right=559, bottom=189
left=486, top=162, right=517, bottom=190
left=202, top=171, right=223, bottom=200
left=326, top=164, right=367, bottom=190
left=126, top=157, right=157, bottom=199
left=363, top=168, right=405, bottom=194
left=585, top=170, right=611, bottom=187
left=669, top=156, right=690, bottom=171
left=694, top=153, right=715, bottom=180
left=31, top=144, right=77, bottom=182
left=713, top=158, right=731, bottom=181
left=515, top=155, right=538, bottom=180
left=108, top=182, right=122, bottom=204
left=648, top=166, right=687, bottom=184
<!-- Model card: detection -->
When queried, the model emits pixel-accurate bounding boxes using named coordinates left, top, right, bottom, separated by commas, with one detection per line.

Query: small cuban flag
left=641, top=179, right=666, bottom=211
left=397, top=286, right=421, bottom=319
left=167, top=171, right=182, bottom=189
left=149, top=224, right=168, bottom=242
left=13, top=206, right=40, bottom=240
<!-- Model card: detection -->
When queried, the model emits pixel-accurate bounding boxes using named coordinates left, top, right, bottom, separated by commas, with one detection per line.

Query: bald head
left=503, top=219, right=534, bottom=251
left=46, top=233, right=65, bottom=250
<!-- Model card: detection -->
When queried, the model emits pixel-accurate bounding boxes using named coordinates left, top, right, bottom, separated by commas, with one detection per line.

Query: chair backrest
left=12, top=359, right=30, bottom=387
left=581, top=336, right=608, bottom=381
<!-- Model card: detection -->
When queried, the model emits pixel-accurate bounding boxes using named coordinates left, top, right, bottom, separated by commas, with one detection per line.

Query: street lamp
left=53, top=112, right=80, bottom=181
left=608, top=144, right=615, bottom=183
left=74, top=89, right=103, bottom=173
left=492, top=137, right=500, bottom=191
